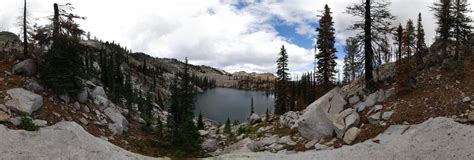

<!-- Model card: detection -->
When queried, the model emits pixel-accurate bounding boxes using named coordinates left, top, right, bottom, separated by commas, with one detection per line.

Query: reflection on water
left=195, top=88, right=274, bottom=123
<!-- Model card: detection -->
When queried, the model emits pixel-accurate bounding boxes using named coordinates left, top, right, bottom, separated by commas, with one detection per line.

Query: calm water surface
left=194, top=88, right=274, bottom=123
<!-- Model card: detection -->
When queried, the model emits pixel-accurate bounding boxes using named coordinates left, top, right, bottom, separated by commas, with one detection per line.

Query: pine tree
left=275, top=45, right=290, bottom=115
left=315, top=4, right=338, bottom=87
left=343, top=37, right=362, bottom=83
left=452, top=0, right=472, bottom=60
left=405, top=20, right=416, bottom=64
left=224, top=117, right=232, bottom=136
left=394, top=24, right=404, bottom=65
left=250, top=97, right=254, bottom=115
left=166, top=57, right=201, bottom=155
left=40, top=3, right=84, bottom=95
left=415, top=13, right=426, bottom=68
left=346, top=0, right=395, bottom=91
left=432, top=0, right=453, bottom=56
left=22, top=0, right=28, bottom=56
left=197, top=112, right=205, bottom=130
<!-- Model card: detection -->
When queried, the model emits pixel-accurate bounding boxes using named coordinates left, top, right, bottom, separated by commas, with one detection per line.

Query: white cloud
left=0, top=0, right=472, bottom=76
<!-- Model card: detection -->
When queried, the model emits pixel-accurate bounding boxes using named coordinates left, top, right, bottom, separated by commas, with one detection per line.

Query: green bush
left=20, top=114, right=39, bottom=131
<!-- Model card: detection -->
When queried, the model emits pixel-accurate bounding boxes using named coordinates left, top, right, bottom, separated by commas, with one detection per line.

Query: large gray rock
left=364, top=92, right=377, bottom=107
left=5, top=88, right=43, bottom=115
left=202, top=138, right=218, bottom=151
left=77, top=88, right=89, bottom=104
left=222, top=138, right=255, bottom=154
left=348, top=96, right=360, bottom=104
left=104, top=107, right=129, bottom=135
left=12, top=59, right=36, bottom=76
left=345, top=112, right=360, bottom=129
left=25, top=79, right=44, bottom=93
left=91, top=86, right=107, bottom=100
left=297, top=87, right=347, bottom=140
left=218, top=117, right=474, bottom=160
left=248, top=113, right=261, bottom=125
left=0, top=121, right=155, bottom=159
left=342, top=127, right=360, bottom=144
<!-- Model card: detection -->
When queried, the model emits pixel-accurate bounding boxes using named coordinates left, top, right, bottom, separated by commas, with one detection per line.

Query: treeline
left=191, top=74, right=217, bottom=90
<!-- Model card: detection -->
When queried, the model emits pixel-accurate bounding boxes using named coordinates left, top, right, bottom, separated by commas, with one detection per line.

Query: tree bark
left=53, top=3, right=59, bottom=45
left=364, top=0, right=374, bottom=91
left=23, top=0, right=27, bottom=56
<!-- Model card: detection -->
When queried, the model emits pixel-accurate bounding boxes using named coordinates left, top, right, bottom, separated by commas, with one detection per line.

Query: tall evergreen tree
left=197, top=112, right=204, bottom=130
left=432, top=0, right=453, bottom=56
left=250, top=97, right=254, bottom=115
left=416, top=13, right=426, bottom=67
left=275, top=45, right=290, bottom=115
left=224, top=117, right=232, bottom=136
left=166, top=57, right=201, bottom=155
left=40, top=3, right=85, bottom=95
left=452, top=0, right=472, bottom=60
left=346, top=0, right=395, bottom=91
left=394, top=24, right=404, bottom=65
left=22, top=0, right=28, bottom=56
left=343, top=37, right=362, bottom=84
left=404, top=20, right=416, bottom=64
left=315, top=4, right=338, bottom=87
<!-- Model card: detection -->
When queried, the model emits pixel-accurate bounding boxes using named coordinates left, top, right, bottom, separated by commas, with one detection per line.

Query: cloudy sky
left=0, top=0, right=472, bottom=78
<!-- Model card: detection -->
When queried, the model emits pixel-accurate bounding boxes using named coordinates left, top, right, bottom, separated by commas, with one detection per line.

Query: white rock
left=364, top=92, right=377, bottom=107
left=202, top=138, right=218, bottom=151
left=248, top=113, right=261, bottom=125
left=278, top=136, right=296, bottom=146
left=199, top=130, right=209, bottom=136
left=77, top=88, right=88, bottom=104
left=33, top=119, right=47, bottom=127
left=12, top=59, right=36, bottom=76
left=382, top=111, right=394, bottom=121
left=5, top=88, right=43, bottom=115
left=91, top=86, right=107, bottom=100
left=79, top=117, right=89, bottom=125
left=25, top=79, right=43, bottom=93
left=0, top=111, right=10, bottom=122
left=332, top=116, right=345, bottom=139
left=354, top=102, right=366, bottom=112
left=468, top=112, right=474, bottom=122
left=345, top=112, right=360, bottom=129
left=368, top=112, right=381, bottom=124
left=462, top=97, right=471, bottom=103
left=314, top=143, right=329, bottom=150
left=9, top=116, right=21, bottom=126
left=0, top=121, right=151, bottom=159
left=222, top=138, right=255, bottom=154
left=373, top=105, right=383, bottom=112
left=298, top=87, right=347, bottom=140
left=348, top=96, right=360, bottom=104
left=104, top=107, right=129, bottom=135
left=260, top=135, right=279, bottom=146
left=343, top=127, right=361, bottom=144
left=305, top=139, right=319, bottom=149
left=338, top=108, right=354, bottom=118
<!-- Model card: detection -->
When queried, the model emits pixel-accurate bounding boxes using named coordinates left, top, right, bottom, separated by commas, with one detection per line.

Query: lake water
left=195, top=88, right=274, bottom=123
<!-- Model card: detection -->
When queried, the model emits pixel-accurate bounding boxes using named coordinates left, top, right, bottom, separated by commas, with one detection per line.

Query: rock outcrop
left=297, top=87, right=347, bottom=140
left=5, top=88, right=43, bottom=115
left=0, top=122, right=157, bottom=160
left=217, top=117, right=474, bottom=160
